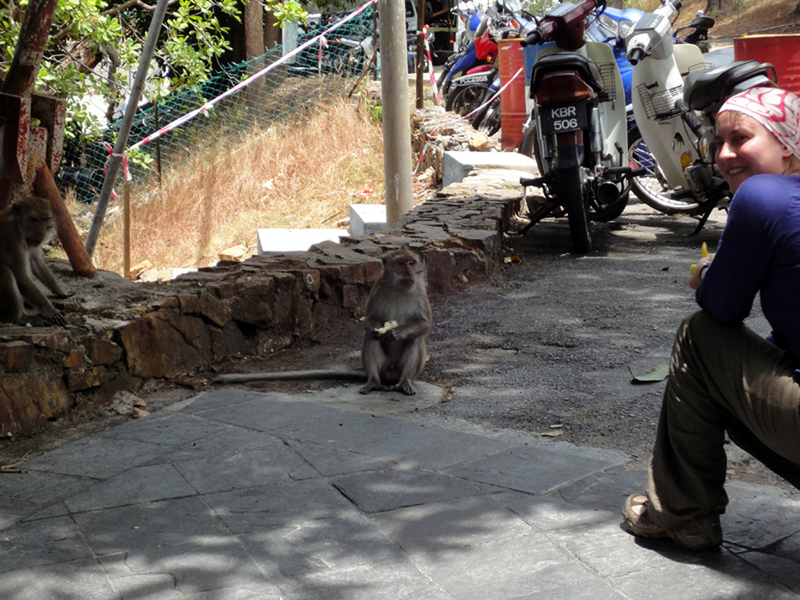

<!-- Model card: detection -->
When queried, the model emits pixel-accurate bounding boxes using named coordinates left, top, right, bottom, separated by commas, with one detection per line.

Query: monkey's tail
left=213, top=369, right=366, bottom=384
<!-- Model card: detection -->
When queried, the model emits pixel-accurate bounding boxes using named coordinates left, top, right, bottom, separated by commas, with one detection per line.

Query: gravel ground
left=419, top=198, right=792, bottom=491
left=202, top=196, right=792, bottom=492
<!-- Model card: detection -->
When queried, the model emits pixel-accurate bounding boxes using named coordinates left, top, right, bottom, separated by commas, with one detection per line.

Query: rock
left=100, top=390, right=143, bottom=416
left=199, top=291, right=231, bottom=327
left=63, top=349, right=88, bottom=369
left=86, top=339, right=124, bottom=365
left=0, top=341, right=34, bottom=373
left=118, top=310, right=212, bottom=378
left=66, top=366, right=109, bottom=391
left=469, top=133, right=493, bottom=151
left=0, top=371, right=72, bottom=434
left=130, top=261, right=153, bottom=280
left=229, top=277, right=275, bottom=325
left=219, top=244, right=249, bottom=262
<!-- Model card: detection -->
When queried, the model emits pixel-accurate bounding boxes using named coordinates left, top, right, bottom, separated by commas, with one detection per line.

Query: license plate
left=539, top=103, right=587, bottom=135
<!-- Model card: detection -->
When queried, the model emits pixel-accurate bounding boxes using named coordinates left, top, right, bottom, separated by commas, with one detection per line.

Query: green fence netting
left=56, top=3, right=378, bottom=204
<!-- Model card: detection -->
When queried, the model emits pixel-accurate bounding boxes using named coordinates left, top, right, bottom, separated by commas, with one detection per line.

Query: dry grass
left=89, top=97, right=386, bottom=274
left=649, top=0, right=800, bottom=35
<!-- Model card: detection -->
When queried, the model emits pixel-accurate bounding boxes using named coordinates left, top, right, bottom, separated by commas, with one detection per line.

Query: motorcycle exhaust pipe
left=596, top=181, right=620, bottom=205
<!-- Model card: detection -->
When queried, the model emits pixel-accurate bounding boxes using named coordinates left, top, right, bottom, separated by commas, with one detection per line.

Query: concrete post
left=379, top=0, right=414, bottom=226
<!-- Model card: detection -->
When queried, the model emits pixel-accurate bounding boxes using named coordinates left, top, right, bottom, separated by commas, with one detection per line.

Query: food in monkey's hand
left=374, top=320, right=399, bottom=335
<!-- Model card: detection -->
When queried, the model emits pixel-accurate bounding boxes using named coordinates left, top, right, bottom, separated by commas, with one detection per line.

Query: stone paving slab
left=0, top=387, right=799, bottom=599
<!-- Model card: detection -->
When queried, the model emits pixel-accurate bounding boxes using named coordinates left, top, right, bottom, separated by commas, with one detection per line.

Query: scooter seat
left=684, top=60, right=777, bottom=118
left=531, top=53, right=606, bottom=96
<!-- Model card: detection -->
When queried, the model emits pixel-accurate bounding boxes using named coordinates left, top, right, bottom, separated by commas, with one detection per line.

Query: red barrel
left=499, top=39, right=527, bottom=150
left=734, top=34, right=800, bottom=95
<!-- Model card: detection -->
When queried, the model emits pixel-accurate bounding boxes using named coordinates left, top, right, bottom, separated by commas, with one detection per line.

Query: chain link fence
left=56, top=3, right=378, bottom=204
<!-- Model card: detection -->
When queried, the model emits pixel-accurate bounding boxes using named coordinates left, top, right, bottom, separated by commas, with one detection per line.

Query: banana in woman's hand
left=689, top=242, right=709, bottom=274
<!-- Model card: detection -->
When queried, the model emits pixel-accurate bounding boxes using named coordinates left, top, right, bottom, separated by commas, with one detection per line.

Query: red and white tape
left=422, top=26, right=441, bottom=107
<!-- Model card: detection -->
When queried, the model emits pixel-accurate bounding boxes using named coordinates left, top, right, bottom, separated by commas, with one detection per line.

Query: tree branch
left=51, top=0, right=180, bottom=43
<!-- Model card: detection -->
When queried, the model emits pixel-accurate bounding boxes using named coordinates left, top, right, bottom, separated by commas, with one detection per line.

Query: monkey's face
left=390, top=256, right=420, bottom=288
left=12, top=197, right=56, bottom=248
left=24, top=214, right=55, bottom=247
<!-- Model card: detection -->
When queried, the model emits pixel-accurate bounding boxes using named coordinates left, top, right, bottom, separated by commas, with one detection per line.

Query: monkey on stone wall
left=212, top=248, right=433, bottom=393
left=0, top=195, right=70, bottom=326
left=360, top=247, right=432, bottom=395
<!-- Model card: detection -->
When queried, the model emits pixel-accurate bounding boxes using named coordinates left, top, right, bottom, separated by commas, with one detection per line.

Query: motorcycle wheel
left=446, top=84, right=490, bottom=117
left=628, top=127, right=705, bottom=216
left=519, top=124, right=628, bottom=223
left=518, top=121, right=543, bottom=167
left=559, top=167, right=592, bottom=254
left=437, top=55, right=459, bottom=99
left=472, top=97, right=501, bottom=137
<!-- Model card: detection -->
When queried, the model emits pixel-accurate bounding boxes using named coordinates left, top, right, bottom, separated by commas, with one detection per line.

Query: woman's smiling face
left=714, top=111, right=793, bottom=193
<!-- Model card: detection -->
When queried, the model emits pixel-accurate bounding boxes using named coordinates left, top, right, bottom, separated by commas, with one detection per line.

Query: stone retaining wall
left=0, top=109, right=526, bottom=437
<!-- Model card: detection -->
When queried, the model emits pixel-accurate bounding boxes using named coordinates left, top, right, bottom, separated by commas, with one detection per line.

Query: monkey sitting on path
left=0, top=196, right=70, bottom=326
left=360, top=247, right=432, bottom=395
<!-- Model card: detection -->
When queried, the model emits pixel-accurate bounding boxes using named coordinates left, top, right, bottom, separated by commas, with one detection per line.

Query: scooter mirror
left=688, top=15, right=715, bottom=28
left=475, top=13, right=491, bottom=37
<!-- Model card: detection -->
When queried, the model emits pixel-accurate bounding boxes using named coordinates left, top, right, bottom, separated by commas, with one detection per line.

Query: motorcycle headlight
left=597, top=14, right=618, bottom=37
left=618, top=19, right=635, bottom=39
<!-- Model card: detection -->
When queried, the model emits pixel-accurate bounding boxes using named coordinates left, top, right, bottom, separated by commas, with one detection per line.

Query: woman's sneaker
left=622, top=493, right=722, bottom=551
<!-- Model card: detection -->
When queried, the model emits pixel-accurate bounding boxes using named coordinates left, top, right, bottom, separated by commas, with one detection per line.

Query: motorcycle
left=447, top=0, right=535, bottom=120
left=436, top=10, right=488, bottom=101
left=473, top=2, right=644, bottom=140
left=588, top=3, right=646, bottom=106
left=517, top=0, right=639, bottom=253
left=454, top=1, right=486, bottom=52
left=439, top=0, right=523, bottom=103
left=623, top=0, right=775, bottom=230
left=444, top=20, right=505, bottom=115
left=469, top=68, right=503, bottom=136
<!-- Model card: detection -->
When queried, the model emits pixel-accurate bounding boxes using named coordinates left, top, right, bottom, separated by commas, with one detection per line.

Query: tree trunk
left=264, top=10, right=281, bottom=49
left=244, top=0, right=263, bottom=59
left=244, top=0, right=266, bottom=110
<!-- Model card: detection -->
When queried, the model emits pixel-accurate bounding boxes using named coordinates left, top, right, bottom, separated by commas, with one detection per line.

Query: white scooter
left=624, top=0, right=777, bottom=230
left=624, top=0, right=714, bottom=217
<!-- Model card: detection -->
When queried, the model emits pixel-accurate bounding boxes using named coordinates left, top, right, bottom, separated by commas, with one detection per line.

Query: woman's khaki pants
left=647, top=310, right=800, bottom=528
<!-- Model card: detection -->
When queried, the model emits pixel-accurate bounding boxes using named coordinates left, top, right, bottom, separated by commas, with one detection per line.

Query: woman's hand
left=689, top=255, right=714, bottom=289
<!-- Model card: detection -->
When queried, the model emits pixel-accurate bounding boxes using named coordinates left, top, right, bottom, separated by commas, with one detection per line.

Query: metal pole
left=379, top=0, right=414, bottom=226
left=154, top=103, right=162, bottom=185
left=84, top=0, right=169, bottom=257
left=123, top=181, right=131, bottom=279
left=415, top=0, right=425, bottom=109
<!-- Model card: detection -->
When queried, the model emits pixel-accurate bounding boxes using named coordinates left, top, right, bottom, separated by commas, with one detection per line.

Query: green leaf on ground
left=628, top=363, right=669, bottom=384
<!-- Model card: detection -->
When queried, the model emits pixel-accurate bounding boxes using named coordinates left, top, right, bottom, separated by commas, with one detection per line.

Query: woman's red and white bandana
left=718, top=87, right=800, bottom=160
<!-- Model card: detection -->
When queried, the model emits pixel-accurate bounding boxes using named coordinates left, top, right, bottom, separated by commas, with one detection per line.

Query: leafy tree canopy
left=0, top=0, right=241, bottom=141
